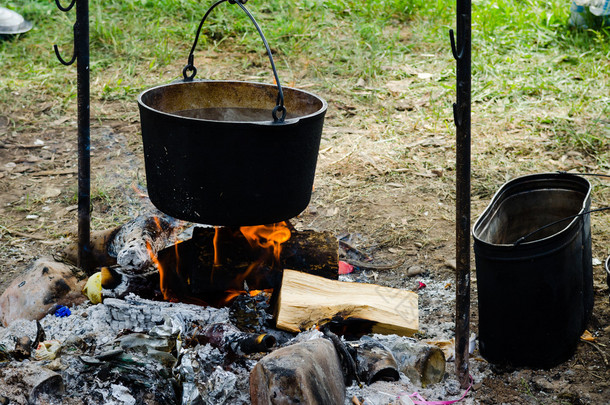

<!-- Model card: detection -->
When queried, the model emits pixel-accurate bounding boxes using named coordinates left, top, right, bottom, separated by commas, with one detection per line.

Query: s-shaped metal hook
left=53, top=0, right=77, bottom=65
left=449, top=13, right=470, bottom=61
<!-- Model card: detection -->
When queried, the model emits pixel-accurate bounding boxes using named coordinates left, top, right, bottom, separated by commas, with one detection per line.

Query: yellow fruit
left=82, top=271, right=102, bottom=304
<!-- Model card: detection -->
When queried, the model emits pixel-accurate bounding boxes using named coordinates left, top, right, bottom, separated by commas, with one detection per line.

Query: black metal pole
left=54, top=0, right=91, bottom=273
left=76, top=0, right=91, bottom=273
left=451, top=0, right=471, bottom=389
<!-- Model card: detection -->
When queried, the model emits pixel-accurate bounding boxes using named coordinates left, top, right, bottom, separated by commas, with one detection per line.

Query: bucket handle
left=513, top=206, right=610, bottom=246
left=182, top=0, right=287, bottom=123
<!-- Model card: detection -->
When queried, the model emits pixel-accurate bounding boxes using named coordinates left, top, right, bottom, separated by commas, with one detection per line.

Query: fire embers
left=229, top=291, right=273, bottom=334
left=154, top=225, right=288, bottom=307
left=153, top=223, right=338, bottom=308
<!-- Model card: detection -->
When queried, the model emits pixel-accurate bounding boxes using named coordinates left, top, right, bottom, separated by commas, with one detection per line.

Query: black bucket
left=473, top=173, right=592, bottom=368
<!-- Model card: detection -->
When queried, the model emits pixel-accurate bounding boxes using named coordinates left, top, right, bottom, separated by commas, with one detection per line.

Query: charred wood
left=155, top=227, right=338, bottom=306
left=187, top=322, right=276, bottom=358
left=110, top=214, right=183, bottom=272
left=378, top=336, right=447, bottom=387
left=61, top=226, right=121, bottom=268
left=351, top=336, right=400, bottom=385
left=61, top=214, right=184, bottom=272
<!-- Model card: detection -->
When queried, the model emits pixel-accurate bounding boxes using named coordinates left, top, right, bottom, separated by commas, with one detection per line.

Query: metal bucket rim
left=473, top=172, right=592, bottom=248
left=137, top=80, right=328, bottom=125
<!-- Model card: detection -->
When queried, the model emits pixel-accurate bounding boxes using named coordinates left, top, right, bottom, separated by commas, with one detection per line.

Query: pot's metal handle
left=182, top=0, right=286, bottom=123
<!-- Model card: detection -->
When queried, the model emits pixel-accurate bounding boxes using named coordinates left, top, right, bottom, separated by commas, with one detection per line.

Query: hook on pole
left=55, top=0, right=76, bottom=12
left=54, top=42, right=77, bottom=66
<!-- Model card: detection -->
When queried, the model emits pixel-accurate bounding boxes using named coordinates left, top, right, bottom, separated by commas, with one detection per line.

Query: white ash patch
left=38, top=294, right=229, bottom=346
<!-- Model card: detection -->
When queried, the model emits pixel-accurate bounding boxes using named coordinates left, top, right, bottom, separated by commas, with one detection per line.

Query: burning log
left=61, top=214, right=184, bottom=271
left=110, top=214, right=183, bottom=272
left=275, top=269, right=418, bottom=337
left=155, top=226, right=338, bottom=306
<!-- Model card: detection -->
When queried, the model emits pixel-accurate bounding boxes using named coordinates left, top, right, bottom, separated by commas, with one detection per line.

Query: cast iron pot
left=137, top=0, right=327, bottom=226
left=138, top=80, right=326, bottom=226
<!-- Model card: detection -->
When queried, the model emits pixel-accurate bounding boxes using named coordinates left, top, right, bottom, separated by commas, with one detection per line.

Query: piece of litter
left=580, top=330, right=596, bottom=342
left=401, top=374, right=473, bottom=404
left=592, top=257, right=602, bottom=266
left=416, top=281, right=426, bottom=291
left=55, top=305, right=71, bottom=317
left=82, top=271, right=103, bottom=304
left=34, top=340, right=61, bottom=360
left=417, top=72, right=433, bottom=80
left=338, top=261, right=354, bottom=275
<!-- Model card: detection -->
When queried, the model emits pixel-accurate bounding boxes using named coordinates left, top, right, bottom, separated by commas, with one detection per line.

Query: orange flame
left=213, top=227, right=221, bottom=266
left=233, top=222, right=291, bottom=285
left=148, top=218, right=290, bottom=307
left=218, top=288, right=272, bottom=306
left=240, top=221, right=291, bottom=263
left=146, top=240, right=169, bottom=300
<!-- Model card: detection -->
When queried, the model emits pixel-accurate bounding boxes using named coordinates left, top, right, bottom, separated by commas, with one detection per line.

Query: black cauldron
left=137, top=0, right=327, bottom=226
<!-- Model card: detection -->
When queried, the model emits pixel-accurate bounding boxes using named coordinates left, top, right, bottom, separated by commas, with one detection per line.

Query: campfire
left=0, top=212, right=463, bottom=404
left=0, top=0, right=477, bottom=402
left=155, top=222, right=293, bottom=307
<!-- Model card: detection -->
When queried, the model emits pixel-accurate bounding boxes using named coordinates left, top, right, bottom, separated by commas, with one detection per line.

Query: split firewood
left=275, top=269, right=418, bottom=337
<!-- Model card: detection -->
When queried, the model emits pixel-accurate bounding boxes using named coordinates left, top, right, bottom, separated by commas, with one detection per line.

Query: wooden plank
left=276, top=269, right=418, bottom=337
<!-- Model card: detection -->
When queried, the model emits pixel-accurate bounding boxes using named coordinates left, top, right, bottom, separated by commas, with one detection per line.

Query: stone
left=250, top=338, right=346, bottom=405
left=0, top=258, right=87, bottom=326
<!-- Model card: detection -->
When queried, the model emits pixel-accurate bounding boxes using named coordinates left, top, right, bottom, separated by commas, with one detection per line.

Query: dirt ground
left=1, top=55, right=609, bottom=403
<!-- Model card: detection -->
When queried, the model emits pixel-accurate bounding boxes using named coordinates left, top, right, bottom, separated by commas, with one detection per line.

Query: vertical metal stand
left=54, top=0, right=92, bottom=273
left=450, top=0, right=471, bottom=389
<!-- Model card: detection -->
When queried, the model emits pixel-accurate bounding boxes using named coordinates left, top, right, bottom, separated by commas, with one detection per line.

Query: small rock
left=406, top=265, right=425, bottom=277
left=250, top=338, right=346, bottom=404
left=398, top=396, right=415, bottom=405
left=0, top=258, right=87, bottom=326
left=11, top=336, right=32, bottom=360
left=42, top=187, right=61, bottom=199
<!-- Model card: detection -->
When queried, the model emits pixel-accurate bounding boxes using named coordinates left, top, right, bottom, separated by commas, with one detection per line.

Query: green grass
left=1, top=0, right=609, bottom=166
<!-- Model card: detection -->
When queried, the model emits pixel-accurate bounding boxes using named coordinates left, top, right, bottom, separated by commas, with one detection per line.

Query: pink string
left=399, top=375, right=474, bottom=405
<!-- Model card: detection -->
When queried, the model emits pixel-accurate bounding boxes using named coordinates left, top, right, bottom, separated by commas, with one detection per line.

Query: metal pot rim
left=472, top=172, right=592, bottom=248
left=137, top=80, right=327, bottom=126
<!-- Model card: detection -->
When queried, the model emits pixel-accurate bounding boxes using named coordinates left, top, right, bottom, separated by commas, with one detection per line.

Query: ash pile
left=0, top=215, right=482, bottom=404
